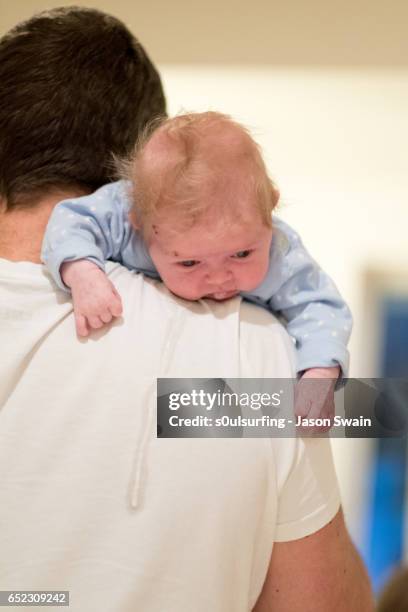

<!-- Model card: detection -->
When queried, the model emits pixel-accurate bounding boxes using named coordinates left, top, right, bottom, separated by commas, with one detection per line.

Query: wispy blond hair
left=117, top=111, right=279, bottom=238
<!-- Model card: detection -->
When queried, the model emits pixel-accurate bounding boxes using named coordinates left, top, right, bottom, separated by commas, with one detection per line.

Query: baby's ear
left=271, top=184, right=280, bottom=209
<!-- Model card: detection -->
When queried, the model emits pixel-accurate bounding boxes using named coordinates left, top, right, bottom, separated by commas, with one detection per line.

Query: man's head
left=0, top=6, right=166, bottom=211
left=123, top=111, right=279, bottom=301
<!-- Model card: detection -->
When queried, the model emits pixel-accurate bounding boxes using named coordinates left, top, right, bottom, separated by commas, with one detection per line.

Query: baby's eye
left=232, top=250, right=252, bottom=259
left=178, top=260, right=199, bottom=268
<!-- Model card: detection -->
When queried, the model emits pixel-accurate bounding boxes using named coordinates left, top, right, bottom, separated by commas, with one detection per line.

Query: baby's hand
left=294, top=366, right=340, bottom=434
left=61, top=260, right=123, bottom=337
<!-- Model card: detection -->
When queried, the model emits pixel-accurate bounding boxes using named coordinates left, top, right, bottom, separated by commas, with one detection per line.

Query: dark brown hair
left=0, top=6, right=166, bottom=210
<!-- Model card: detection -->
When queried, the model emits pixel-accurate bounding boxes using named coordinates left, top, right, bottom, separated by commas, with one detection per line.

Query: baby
left=42, top=112, right=352, bottom=429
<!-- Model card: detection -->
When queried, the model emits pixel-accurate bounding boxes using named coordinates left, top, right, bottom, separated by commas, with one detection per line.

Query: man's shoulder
left=238, top=301, right=296, bottom=378
left=106, top=264, right=295, bottom=378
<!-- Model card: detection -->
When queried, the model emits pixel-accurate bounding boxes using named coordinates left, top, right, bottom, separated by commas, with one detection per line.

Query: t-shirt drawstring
left=127, top=304, right=188, bottom=510
left=129, top=383, right=157, bottom=509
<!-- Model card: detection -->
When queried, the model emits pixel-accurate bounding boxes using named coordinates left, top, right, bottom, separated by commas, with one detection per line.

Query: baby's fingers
left=88, top=315, right=105, bottom=330
left=110, top=289, right=123, bottom=317
left=75, top=313, right=89, bottom=338
left=321, top=401, right=335, bottom=428
left=307, top=399, right=332, bottom=434
left=100, top=310, right=113, bottom=324
left=294, top=382, right=312, bottom=418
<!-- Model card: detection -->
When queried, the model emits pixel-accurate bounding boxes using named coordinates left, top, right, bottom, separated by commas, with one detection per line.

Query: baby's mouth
left=206, top=290, right=238, bottom=301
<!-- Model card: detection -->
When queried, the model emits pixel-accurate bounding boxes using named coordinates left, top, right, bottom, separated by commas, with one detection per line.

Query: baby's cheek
left=242, top=262, right=268, bottom=291
left=257, top=255, right=271, bottom=281
left=165, top=274, right=199, bottom=300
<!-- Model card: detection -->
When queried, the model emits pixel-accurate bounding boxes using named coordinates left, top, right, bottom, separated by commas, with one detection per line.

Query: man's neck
left=0, top=190, right=88, bottom=263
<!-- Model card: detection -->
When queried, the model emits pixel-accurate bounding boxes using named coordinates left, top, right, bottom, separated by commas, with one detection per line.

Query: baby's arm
left=42, top=181, right=133, bottom=289
left=259, top=218, right=352, bottom=376
left=244, top=218, right=352, bottom=430
left=41, top=180, right=156, bottom=336
left=61, top=260, right=123, bottom=337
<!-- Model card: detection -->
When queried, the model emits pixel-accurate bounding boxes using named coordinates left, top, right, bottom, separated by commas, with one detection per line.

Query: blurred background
left=1, top=0, right=407, bottom=596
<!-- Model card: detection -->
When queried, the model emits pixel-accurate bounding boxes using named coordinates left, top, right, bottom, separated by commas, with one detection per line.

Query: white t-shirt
left=0, top=260, right=340, bottom=612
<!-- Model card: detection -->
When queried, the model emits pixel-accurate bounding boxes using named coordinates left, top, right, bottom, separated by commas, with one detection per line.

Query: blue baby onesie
left=42, top=180, right=352, bottom=375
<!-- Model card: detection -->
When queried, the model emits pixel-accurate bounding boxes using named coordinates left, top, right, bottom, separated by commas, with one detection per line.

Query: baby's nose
left=206, top=268, right=233, bottom=287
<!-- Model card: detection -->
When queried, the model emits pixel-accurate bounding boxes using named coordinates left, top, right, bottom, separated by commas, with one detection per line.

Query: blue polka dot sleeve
left=41, top=180, right=157, bottom=291
left=242, top=218, right=352, bottom=377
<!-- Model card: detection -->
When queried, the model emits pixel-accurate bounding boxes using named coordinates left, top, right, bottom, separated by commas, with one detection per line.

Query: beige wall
left=1, top=0, right=408, bottom=66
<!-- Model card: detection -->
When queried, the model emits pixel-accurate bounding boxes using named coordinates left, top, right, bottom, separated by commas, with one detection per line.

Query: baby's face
left=146, top=212, right=272, bottom=301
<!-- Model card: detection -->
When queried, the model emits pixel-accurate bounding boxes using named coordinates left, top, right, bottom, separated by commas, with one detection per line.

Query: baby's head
left=122, top=111, right=279, bottom=301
